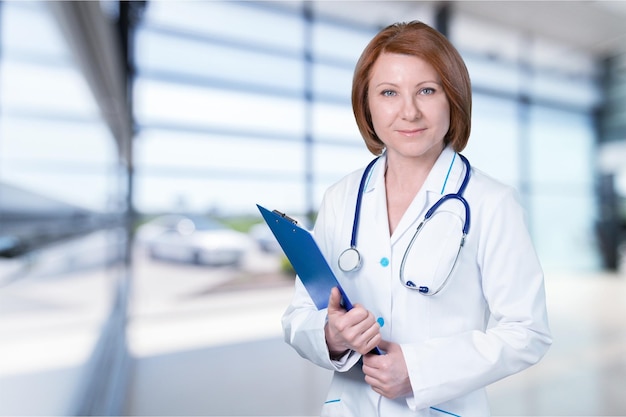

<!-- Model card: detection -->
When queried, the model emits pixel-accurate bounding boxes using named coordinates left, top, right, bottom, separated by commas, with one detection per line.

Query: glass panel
left=0, top=2, right=126, bottom=416
left=312, top=21, right=376, bottom=63
left=451, top=13, right=523, bottom=63
left=530, top=36, right=597, bottom=77
left=463, top=54, right=521, bottom=95
left=135, top=130, right=304, bottom=174
left=528, top=105, right=597, bottom=269
left=530, top=192, right=599, bottom=270
left=463, top=94, right=520, bottom=188
left=528, top=106, right=595, bottom=186
left=313, top=62, right=353, bottom=99
left=136, top=29, right=305, bottom=91
left=531, top=72, right=601, bottom=110
left=1, top=119, right=117, bottom=211
left=311, top=102, right=361, bottom=143
left=2, top=61, right=99, bottom=116
left=312, top=143, right=373, bottom=184
left=1, top=2, right=68, bottom=57
left=134, top=78, right=305, bottom=137
left=143, top=1, right=304, bottom=52
left=134, top=175, right=305, bottom=215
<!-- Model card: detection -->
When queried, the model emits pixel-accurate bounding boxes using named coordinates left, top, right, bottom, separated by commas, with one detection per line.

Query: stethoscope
left=337, top=153, right=471, bottom=295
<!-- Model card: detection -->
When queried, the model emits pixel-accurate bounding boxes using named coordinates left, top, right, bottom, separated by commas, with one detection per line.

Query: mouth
left=396, top=128, right=426, bottom=136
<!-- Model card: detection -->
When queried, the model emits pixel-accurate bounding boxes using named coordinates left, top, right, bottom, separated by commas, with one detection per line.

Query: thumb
left=327, top=286, right=344, bottom=313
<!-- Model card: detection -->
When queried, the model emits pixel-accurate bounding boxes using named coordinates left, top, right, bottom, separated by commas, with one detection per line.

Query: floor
left=124, top=258, right=626, bottom=416
left=2, top=241, right=624, bottom=416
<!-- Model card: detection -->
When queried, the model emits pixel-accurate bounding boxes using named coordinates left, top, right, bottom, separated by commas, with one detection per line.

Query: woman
left=282, top=21, right=551, bottom=416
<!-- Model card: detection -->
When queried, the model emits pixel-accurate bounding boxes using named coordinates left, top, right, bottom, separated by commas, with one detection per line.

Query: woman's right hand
left=325, top=287, right=382, bottom=357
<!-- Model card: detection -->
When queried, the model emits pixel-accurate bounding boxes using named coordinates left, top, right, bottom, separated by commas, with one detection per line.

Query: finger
left=327, top=287, right=343, bottom=312
left=376, top=339, right=391, bottom=353
left=353, top=327, right=381, bottom=355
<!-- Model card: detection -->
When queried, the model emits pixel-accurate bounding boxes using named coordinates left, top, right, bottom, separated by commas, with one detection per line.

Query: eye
left=381, top=89, right=397, bottom=97
left=419, top=87, right=436, bottom=95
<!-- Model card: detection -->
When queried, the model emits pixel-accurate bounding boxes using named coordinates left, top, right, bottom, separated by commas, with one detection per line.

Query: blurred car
left=136, top=214, right=254, bottom=266
left=248, top=222, right=282, bottom=253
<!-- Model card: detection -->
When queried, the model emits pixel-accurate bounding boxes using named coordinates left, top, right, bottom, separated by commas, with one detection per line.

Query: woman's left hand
left=362, top=340, right=412, bottom=399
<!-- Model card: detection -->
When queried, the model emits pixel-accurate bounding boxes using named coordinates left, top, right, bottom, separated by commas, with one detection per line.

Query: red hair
left=352, top=21, right=472, bottom=155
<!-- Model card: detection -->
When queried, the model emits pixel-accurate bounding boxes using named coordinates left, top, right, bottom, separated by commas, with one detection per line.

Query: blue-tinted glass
left=144, top=1, right=304, bottom=52
left=313, top=143, right=373, bottom=185
left=134, top=79, right=305, bottom=137
left=464, top=54, right=521, bottom=95
left=0, top=1, right=118, bottom=212
left=136, top=29, right=304, bottom=91
left=311, top=102, right=361, bottom=143
left=1, top=2, right=68, bottom=58
left=464, top=94, right=520, bottom=187
left=135, top=130, right=304, bottom=174
left=529, top=106, right=594, bottom=185
left=528, top=105, right=596, bottom=269
left=313, top=62, right=353, bottom=100
left=530, top=192, right=599, bottom=270
left=135, top=175, right=306, bottom=215
left=2, top=61, right=99, bottom=116
left=312, top=21, right=376, bottom=63
left=531, top=72, right=600, bottom=110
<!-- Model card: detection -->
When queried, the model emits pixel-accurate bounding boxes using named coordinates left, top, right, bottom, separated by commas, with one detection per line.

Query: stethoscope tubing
left=349, top=156, right=380, bottom=249
left=339, top=153, right=472, bottom=288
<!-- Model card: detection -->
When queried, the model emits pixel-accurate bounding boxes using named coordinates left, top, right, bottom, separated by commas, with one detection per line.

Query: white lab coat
left=282, top=146, right=552, bottom=417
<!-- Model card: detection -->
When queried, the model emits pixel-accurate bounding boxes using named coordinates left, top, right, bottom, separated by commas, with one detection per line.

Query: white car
left=138, top=214, right=254, bottom=266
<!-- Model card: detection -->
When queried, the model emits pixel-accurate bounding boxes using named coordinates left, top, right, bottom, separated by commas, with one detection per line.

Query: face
left=368, top=52, right=450, bottom=164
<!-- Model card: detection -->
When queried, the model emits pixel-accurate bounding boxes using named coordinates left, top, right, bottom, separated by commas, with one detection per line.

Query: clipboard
left=257, top=204, right=382, bottom=355
left=257, top=204, right=353, bottom=310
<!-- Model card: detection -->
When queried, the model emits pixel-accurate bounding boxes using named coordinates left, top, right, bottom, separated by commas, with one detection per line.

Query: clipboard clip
left=272, top=209, right=298, bottom=225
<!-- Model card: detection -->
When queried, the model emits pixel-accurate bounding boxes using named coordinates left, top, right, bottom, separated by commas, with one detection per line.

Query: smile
left=397, top=128, right=426, bottom=136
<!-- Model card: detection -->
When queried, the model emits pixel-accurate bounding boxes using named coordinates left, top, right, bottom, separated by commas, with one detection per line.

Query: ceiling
left=308, top=1, right=626, bottom=58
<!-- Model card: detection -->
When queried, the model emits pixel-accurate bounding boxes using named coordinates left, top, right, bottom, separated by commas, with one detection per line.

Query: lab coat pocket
left=429, top=405, right=462, bottom=417
left=320, top=370, right=364, bottom=417
left=320, top=398, right=345, bottom=417
left=320, top=374, right=347, bottom=417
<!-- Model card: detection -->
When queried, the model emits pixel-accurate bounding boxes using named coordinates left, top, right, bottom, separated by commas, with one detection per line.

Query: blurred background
left=0, top=1, right=625, bottom=416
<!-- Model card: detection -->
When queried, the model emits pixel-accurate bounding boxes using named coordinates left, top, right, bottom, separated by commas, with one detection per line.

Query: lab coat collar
left=364, top=145, right=461, bottom=195
left=363, top=146, right=464, bottom=244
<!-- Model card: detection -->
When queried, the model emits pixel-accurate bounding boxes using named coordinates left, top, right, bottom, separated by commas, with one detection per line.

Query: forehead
left=369, top=52, right=440, bottom=83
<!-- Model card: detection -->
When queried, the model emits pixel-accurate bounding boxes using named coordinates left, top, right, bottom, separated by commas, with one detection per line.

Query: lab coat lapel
left=389, top=147, right=462, bottom=246
left=361, top=154, right=390, bottom=240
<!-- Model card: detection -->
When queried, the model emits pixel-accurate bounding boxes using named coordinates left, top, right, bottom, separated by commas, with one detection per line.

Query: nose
left=401, top=95, right=421, bottom=120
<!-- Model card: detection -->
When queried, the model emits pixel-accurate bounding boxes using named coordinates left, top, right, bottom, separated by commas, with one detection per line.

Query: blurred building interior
left=1, top=1, right=625, bottom=416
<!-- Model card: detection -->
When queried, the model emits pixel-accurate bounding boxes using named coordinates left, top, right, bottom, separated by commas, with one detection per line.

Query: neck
left=384, top=149, right=441, bottom=192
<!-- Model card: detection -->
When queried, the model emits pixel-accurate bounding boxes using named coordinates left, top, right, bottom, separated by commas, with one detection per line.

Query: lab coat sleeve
left=281, top=189, right=362, bottom=372
left=402, top=186, right=552, bottom=410
left=282, top=278, right=361, bottom=371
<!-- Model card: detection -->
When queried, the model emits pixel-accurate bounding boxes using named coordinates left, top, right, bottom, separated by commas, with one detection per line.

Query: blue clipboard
left=257, top=204, right=382, bottom=355
left=257, top=204, right=353, bottom=310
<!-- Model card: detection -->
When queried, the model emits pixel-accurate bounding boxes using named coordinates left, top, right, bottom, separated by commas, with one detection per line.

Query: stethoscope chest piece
left=338, top=247, right=362, bottom=272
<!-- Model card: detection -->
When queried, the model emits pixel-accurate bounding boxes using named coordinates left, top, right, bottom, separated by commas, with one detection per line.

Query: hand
left=325, top=287, right=382, bottom=356
left=362, top=340, right=412, bottom=399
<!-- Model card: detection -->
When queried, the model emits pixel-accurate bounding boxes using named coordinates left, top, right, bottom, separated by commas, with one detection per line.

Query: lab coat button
left=380, top=257, right=389, bottom=267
